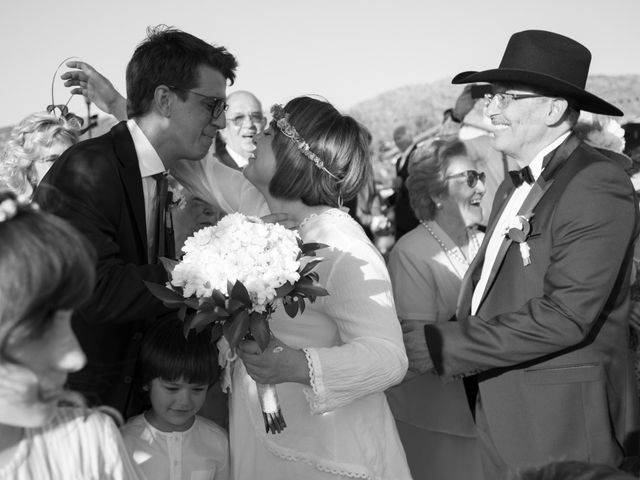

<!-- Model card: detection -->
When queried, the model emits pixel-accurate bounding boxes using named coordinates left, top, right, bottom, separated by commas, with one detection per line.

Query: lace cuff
left=302, top=348, right=326, bottom=414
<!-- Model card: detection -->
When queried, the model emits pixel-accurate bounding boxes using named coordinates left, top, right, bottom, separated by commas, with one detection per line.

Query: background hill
left=348, top=74, right=640, bottom=150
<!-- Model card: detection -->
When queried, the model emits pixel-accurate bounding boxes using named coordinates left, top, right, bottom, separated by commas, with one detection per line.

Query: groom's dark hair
left=126, top=25, right=238, bottom=118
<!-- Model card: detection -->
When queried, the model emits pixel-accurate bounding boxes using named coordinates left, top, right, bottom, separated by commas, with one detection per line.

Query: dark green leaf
left=284, top=300, right=299, bottom=318
left=301, top=242, right=329, bottom=255
left=250, top=312, right=271, bottom=351
left=230, top=281, right=252, bottom=306
left=227, top=298, right=247, bottom=313
left=275, top=282, right=295, bottom=297
left=144, top=281, right=187, bottom=307
left=210, top=323, right=223, bottom=344
left=223, top=310, right=250, bottom=350
left=300, top=258, right=324, bottom=276
left=213, top=306, right=230, bottom=318
left=210, top=289, right=227, bottom=308
left=295, top=283, right=330, bottom=298
left=191, top=310, right=218, bottom=333
left=198, top=297, right=217, bottom=312
left=184, top=297, right=199, bottom=310
left=177, top=306, right=187, bottom=321
left=182, top=310, right=195, bottom=337
left=298, top=297, right=306, bottom=314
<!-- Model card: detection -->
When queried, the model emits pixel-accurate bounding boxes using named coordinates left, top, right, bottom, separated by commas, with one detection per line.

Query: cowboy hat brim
left=452, top=69, right=623, bottom=117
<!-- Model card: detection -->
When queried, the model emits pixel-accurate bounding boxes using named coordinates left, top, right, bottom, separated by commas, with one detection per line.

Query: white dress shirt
left=225, top=146, right=248, bottom=169
left=471, top=132, right=570, bottom=314
left=121, top=414, right=229, bottom=480
left=126, top=119, right=166, bottom=261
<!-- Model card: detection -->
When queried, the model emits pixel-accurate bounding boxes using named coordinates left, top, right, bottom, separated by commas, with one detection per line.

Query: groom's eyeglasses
left=445, top=170, right=486, bottom=188
left=167, top=85, right=228, bottom=119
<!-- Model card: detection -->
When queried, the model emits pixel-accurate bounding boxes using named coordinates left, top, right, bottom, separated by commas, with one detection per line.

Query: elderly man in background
left=405, top=29, right=640, bottom=478
left=215, top=90, right=266, bottom=170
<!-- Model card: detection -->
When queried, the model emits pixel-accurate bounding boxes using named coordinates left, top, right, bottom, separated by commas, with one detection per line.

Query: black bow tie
left=509, top=166, right=535, bottom=187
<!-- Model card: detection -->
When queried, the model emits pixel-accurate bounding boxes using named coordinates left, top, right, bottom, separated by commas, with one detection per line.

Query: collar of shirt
left=127, top=119, right=166, bottom=178
left=526, top=131, right=571, bottom=181
left=226, top=145, right=249, bottom=169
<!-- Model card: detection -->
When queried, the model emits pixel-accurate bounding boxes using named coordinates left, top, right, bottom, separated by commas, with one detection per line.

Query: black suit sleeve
left=36, top=139, right=171, bottom=324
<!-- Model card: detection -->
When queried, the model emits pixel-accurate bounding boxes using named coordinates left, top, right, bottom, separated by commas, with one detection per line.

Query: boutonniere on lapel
left=168, top=183, right=186, bottom=210
left=504, top=215, right=533, bottom=266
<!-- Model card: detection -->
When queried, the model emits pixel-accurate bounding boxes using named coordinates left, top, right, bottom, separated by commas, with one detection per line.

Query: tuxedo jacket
left=35, top=121, right=172, bottom=416
left=424, top=134, right=640, bottom=469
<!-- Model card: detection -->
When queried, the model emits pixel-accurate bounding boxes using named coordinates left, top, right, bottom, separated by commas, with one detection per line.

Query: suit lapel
left=111, top=122, right=148, bottom=253
left=461, top=134, right=582, bottom=315
left=457, top=183, right=515, bottom=318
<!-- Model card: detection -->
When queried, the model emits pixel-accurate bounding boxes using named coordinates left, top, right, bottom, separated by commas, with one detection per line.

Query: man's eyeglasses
left=445, top=170, right=486, bottom=188
left=167, top=85, right=228, bottom=119
left=227, top=113, right=265, bottom=127
left=484, top=92, right=547, bottom=109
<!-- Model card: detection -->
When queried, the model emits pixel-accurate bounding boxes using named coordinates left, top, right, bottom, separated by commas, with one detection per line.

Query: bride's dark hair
left=268, top=96, right=372, bottom=208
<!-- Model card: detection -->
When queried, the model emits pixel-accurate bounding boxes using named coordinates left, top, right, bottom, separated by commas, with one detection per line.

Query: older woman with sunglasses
left=386, top=136, right=485, bottom=480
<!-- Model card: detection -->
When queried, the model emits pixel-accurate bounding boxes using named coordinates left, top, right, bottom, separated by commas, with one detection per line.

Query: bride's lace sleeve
left=302, top=239, right=408, bottom=414
left=170, top=155, right=269, bottom=217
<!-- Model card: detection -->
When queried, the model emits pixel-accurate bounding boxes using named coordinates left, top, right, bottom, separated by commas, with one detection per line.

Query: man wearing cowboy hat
left=404, top=30, right=640, bottom=477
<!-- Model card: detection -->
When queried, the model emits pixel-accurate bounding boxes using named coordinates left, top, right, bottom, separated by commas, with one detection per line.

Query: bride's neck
left=264, top=194, right=331, bottom=226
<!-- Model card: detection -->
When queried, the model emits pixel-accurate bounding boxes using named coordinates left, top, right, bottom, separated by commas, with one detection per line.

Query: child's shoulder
left=194, top=416, right=228, bottom=441
left=120, top=412, right=147, bottom=436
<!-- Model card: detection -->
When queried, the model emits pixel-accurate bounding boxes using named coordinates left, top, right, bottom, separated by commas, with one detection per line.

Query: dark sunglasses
left=167, top=85, right=228, bottom=119
left=444, top=170, right=486, bottom=188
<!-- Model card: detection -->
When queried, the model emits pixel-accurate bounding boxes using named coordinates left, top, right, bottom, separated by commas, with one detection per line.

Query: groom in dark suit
left=36, top=26, right=237, bottom=417
left=404, top=30, right=640, bottom=477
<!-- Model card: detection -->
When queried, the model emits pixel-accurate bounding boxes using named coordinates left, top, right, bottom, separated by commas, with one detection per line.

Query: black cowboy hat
left=452, top=30, right=623, bottom=117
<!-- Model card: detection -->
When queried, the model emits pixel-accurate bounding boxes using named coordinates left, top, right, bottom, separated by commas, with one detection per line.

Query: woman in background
left=386, top=137, right=485, bottom=480
left=0, top=112, right=80, bottom=197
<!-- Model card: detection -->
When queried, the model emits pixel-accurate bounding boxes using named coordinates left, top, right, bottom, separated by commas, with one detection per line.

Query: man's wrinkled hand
left=401, top=320, right=434, bottom=374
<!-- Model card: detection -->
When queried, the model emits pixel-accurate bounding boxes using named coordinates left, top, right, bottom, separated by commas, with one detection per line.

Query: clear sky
left=1, top=0, right=638, bottom=127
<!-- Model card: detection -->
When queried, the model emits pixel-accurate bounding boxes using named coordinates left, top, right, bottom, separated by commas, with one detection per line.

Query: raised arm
left=62, top=61, right=127, bottom=121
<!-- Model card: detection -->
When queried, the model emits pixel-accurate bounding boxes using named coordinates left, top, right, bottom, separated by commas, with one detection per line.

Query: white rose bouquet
left=146, top=212, right=329, bottom=434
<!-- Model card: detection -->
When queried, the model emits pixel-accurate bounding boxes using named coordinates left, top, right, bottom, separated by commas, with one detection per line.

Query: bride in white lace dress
left=176, top=97, right=410, bottom=479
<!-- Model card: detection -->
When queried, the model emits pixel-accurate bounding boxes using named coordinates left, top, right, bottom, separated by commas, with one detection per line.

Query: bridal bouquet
left=146, top=212, right=329, bottom=434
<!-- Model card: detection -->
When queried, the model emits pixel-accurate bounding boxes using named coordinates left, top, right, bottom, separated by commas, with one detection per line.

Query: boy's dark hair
left=138, top=317, right=219, bottom=388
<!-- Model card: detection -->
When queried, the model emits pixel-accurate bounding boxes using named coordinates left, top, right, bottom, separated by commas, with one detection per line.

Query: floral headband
left=0, top=195, right=37, bottom=223
left=270, top=104, right=339, bottom=180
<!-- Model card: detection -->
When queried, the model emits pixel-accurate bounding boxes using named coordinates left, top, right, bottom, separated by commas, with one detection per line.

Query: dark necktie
left=508, top=166, right=535, bottom=187
left=152, top=173, right=175, bottom=262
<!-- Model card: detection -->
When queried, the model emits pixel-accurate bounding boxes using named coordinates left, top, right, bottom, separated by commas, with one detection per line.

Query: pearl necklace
left=421, top=221, right=481, bottom=266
